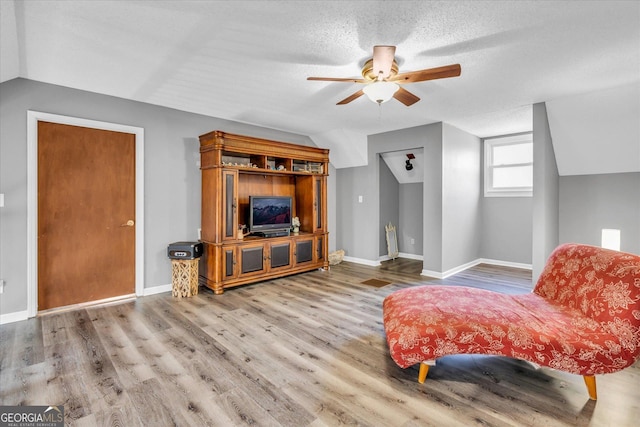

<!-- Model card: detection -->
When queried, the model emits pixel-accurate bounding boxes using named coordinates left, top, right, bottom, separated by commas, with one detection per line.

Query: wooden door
left=38, top=121, right=136, bottom=311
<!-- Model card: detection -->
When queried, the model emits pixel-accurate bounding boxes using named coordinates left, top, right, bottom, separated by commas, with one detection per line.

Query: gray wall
left=0, top=78, right=333, bottom=318
left=337, top=122, right=481, bottom=273
left=559, top=172, right=640, bottom=254
left=378, top=156, right=400, bottom=256
left=327, top=163, right=337, bottom=253
left=481, top=197, right=533, bottom=263
left=335, top=165, right=377, bottom=259
left=421, top=124, right=444, bottom=272
left=371, top=123, right=443, bottom=271
left=441, top=123, right=482, bottom=271
left=399, top=183, right=423, bottom=256
left=336, top=123, right=442, bottom=265
left=480, top=132, right=533, bottom=264
left=532, top=102, right=560, bottom=281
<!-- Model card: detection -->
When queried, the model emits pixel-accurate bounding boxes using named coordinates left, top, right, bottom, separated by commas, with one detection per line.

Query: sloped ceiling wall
left=380, top=149, right=424, bottom=184
left=546, top=82, right=640, bottom=176
left=0, top=1, right=638, bottom=174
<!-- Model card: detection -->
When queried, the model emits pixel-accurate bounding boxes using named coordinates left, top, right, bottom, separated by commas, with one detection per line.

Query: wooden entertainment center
left=198, top=131, right=330, bottom=294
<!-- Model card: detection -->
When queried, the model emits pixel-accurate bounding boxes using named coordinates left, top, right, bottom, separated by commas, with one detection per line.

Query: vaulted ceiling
left=1, top=1, right=638, bottom=173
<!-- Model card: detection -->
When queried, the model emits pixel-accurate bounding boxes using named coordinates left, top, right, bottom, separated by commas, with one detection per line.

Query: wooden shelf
left=198, top=131, right=329, bottom=294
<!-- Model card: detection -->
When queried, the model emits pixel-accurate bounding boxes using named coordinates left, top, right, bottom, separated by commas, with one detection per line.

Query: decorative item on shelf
left=307, top=162, right=323, bottom=174
left=238, top=224, right=248, bottom=240
left=277, top=164, right=286, bottom=171
left=292, top=216, right=300, bottom=234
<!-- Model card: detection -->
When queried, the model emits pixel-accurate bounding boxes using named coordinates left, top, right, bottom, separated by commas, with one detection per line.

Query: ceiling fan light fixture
left=362, top=81, right=399, bottom=104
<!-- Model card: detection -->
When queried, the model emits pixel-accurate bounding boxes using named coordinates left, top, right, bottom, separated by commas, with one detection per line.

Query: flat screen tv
left=249, top=196, right=292, bottom=233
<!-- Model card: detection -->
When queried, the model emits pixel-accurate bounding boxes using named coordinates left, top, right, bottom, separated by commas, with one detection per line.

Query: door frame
left=27, top=111, right=145, bottom=318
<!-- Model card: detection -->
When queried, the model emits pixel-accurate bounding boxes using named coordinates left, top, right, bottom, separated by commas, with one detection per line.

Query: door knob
left=121, top=220, right=135, bottom=227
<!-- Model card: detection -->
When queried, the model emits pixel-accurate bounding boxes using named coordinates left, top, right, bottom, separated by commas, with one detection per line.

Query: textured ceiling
left=1, top=1, right=638, bottom=172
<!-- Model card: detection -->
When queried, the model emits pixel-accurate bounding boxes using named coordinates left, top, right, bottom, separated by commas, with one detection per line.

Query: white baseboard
left=421, top=269, right=444, bottom=279
left=378, top=253, right=424, bottom=263
left=398, top=252, right=424, bottom=261
left=343, top=256, right=382, bottom=267
left=477, top=258, right=532, bottom=270
left=422, top=258, right=532, bottom=279
left=1, top=285, right=172, bottom=324
left=421, top=258, right=479, bottom=279
left=347, top=252, right=424, bottom=266
left=0, top=310, right=29, bottom=325
left=143, top=284, right=172, bottom=296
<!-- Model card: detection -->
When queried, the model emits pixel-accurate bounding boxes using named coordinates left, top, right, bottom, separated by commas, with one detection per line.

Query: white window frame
left=484, top=133, right=533, bottom=197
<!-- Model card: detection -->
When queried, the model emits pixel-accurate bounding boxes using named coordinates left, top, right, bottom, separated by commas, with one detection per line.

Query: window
left=484, top=133, right=533, bottom=197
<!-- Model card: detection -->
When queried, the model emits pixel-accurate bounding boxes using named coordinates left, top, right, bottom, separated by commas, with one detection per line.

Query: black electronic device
left=248, top=195, right=292, bottom=234
left=256, top=229, right=291, bottom=238
left=168, top=241, right=203, bottom=259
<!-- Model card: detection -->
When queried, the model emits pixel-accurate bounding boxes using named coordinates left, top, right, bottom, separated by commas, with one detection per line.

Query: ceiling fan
left=307, top=45, right=461, bottom=106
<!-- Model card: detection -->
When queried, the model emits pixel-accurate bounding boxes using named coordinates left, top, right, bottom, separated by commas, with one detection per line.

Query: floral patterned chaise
left=382, top=243, right=640, bottom=400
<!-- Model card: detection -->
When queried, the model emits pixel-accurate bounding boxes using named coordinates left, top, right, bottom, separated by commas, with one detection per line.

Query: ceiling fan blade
left=390, top=64, right=461, bottom=84
left=393, top=87, right=420, bottom=106
left=307, top=76, right=368, bottom=83
left=337, top=90, right=365, bottom=105
left=372, top=45, right=396, bottom=79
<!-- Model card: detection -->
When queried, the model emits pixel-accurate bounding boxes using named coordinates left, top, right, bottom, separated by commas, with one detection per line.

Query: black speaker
left=167, top=241, right=203, bottom=259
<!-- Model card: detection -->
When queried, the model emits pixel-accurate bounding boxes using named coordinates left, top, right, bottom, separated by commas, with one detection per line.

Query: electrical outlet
left=198, top=228, right=202, bottom=240
left=411, top=238, right=415, bottom=244
left=0, top=280, right=4, bottom=294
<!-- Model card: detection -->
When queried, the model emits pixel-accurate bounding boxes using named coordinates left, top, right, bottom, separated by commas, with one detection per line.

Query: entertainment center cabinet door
left=221, top=245, right=238, bottom=280
left=312, top=176, right=326, bottom=233
left=294, top=238, right=314, bottom=265
left=239, top=243, right=267, bottom=276
left=315, top=234, right=327, bottom=265
left=269, top=241, right=292, bottom=271
left=221, top=169, right=238, bottom=241
left=296, top=175, right=327, bottom=234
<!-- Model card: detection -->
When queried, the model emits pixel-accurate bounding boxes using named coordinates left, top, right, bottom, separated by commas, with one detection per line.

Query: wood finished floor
left=1, top=259, right=639, bottom=426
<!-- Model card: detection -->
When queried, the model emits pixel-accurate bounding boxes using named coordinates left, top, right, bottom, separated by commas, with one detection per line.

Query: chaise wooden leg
left=583, top=375, right=597, bottom=400
left=418, top=361, right=436, bottom=383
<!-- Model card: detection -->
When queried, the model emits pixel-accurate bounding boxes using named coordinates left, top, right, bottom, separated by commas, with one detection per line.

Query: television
left=248, top=196, right=292, bottom=234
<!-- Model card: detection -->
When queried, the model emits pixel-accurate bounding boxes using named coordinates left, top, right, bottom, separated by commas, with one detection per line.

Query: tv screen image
left=249, top=196, right=292, bottom=232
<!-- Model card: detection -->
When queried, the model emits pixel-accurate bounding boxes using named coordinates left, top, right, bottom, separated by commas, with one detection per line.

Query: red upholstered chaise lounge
left=382, top=243, right=640, bottom=400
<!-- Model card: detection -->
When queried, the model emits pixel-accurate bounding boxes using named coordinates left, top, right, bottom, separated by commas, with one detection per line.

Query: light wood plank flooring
left=1, top=260, right=638, bottom=426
